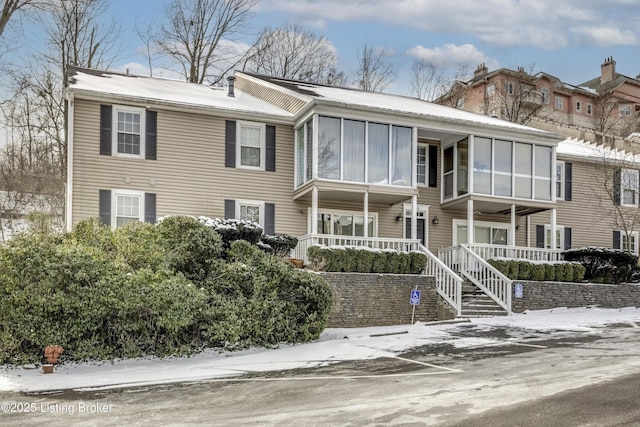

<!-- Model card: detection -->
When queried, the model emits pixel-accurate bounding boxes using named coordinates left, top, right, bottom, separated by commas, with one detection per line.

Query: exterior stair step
left=460, top=280, right=508, bottom=318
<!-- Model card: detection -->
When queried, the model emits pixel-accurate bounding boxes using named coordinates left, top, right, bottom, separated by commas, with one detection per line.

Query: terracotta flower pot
left=44, top=345, right=64, bottom=365
left=42, top=364, right=54, bottom=374
left=290, top=258, right=304, bottom=268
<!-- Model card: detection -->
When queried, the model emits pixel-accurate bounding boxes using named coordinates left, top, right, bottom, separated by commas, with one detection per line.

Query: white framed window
left=505, top=81, right=514, bottom=95
left=113, top=106, right=145, bottom=157
left=556, top=161, right=565, bottom=199
left=619, top=104, right=632, bottom=117
left=587, top=103, right=592, bottom=115
left=417, top=143, right=428, bottom=185
left=622, top=231, right=639, bottom=255
left=621, top=168, right=639, bottom=206
left=576, top=101, right=582, bottom=113
left=112, top=189, right=144, bottom=229
left=311, top=208, right=377, bottom=238
left=555, top=96, right=564, bottom=110
left=540, top=87, right=549, bottom=104
left=486, top=84, right=495, bottom=97
left=237, top=200, right=264, bottom=225
left=237, top=121, right=266, bottom=170
left=544, top=225, right=564, bottom=250
left=453, top=219, right=509, bottom=246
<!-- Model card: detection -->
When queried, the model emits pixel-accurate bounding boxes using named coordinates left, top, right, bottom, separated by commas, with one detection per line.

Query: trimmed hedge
left=563, top=247, right=638, bottom=284
left=307, top=246, right=427, bottom=274
left=487, top=258, right=585, bottom=283
left=0, top=217, right=332, bottom=365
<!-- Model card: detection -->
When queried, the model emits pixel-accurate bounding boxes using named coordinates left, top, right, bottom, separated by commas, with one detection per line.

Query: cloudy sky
left=10, top=0, right=640, bottom=94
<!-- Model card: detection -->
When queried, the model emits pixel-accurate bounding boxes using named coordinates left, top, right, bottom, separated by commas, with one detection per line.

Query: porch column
left=509, top=204, right=516, bottom=246
left=411, top=195, right=418, bottom=241
left=311, top=185, right=318, bottom=235
left=467, top=199, right=474, bottom=244
left=550, top=208, right=557, bottom=249
left=363, top=192, right=369, bottom=238
left=526, top=215, right=531, bottom=247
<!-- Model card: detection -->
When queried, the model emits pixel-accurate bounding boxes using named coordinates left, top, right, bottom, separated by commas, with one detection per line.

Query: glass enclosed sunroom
left=289, top=109, right=563, bottom=262
left=291, top=112, right=424, bottom=257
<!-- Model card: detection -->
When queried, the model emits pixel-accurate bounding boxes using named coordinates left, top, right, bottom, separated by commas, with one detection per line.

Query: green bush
left=563, top=247, right=637, bottom=284
left=518, top=261, right=531, bottom=280
left=157, top=216, right=224, bottom=282
left=530, top=263, right=545, bottom=281
left=0, top=219, right=332, bottom=364
left=544, top=264, right=555, bottom=281
left=307, top=246, right=425, bottom=274
left=506, top=260, right=519, bottom=280
left=572, top=263, right=586, bottom=282
left=260, top=234, right=298, bottom=258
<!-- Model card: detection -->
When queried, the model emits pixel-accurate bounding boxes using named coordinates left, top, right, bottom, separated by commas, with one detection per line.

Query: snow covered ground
left=2, top=306, right=640, bottom=394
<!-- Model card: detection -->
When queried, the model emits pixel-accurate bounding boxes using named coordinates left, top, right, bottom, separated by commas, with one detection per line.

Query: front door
left=406, top=218, right=426, bottom=246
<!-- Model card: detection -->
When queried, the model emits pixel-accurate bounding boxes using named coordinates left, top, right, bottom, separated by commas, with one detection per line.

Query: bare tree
left=408, top=58, right=447, bottom=101
left=246, top=22, right=345, bottom=85
left=354, top=43, right=393, bottom=92
left=0, top=0, right=35, bottom=38
left=156, top=0, right=259, bottom=85
left=588, top=144, right=640, bottom=253
left=482, top=66, right=546, bottom=125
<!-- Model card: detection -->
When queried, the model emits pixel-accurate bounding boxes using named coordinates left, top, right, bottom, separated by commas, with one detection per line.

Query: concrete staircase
left=460, top=281, right=508, bottom=318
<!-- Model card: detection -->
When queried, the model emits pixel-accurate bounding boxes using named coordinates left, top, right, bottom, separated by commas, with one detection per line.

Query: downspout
left=65, top=92, right=74, bottom=231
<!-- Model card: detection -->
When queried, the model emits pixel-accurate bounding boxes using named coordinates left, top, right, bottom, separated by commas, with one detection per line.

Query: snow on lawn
left=2, top=307, right=640, bottom=393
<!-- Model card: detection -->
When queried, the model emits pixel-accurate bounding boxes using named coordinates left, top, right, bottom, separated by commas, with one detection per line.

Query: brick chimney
left=601, top=57, right=616, bottom=84
left=474, top=63, right=488, bottom=78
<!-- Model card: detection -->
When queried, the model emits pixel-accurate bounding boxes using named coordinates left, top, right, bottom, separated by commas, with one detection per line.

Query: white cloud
left=407, top=43, right=498, bottom=70
left=571, top=27, right=638, bottom=47
left=260, top=0, right=640, bottom=49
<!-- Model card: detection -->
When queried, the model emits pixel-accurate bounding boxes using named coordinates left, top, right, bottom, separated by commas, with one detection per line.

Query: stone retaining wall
left=512, top=280, right=640, bottom=312
left=319, top=272, right=441, bottom=328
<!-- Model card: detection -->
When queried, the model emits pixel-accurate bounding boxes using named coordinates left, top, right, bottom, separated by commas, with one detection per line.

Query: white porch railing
left=465, top=243, right=564, bottom=262
left=291, top=234, right=422, bottom=263
left=440, top=245, right=512, bottom=314
left=419, top=244, right=463, bottom=316
left=292, top=234, right=464, bottom=317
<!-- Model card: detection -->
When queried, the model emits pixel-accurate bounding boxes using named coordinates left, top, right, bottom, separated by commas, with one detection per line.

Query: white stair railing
left=419, top=244, right=463, bottom=317
left=458, top=244, right=512, bottom=314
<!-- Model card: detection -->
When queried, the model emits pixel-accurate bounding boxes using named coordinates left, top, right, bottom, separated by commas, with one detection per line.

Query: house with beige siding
left=65, top=66, right=634, bottom=317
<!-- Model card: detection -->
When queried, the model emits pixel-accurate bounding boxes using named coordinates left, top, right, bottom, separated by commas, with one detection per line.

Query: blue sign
left=515, top=283, right=523, bottom=299
left=410, top=290, right=421, bottom=305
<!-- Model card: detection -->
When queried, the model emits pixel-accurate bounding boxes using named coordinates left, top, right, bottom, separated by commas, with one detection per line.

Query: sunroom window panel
left=515, top=176, right=532, bottom=198
left=305, top=120, right=313, bottom=181
left=535, top=178, right=551, bottom=200
left=473, top=137, right=492, bottom=195
left=443, top=146, right=454, bottom=198
left=495, top=174, right=512, bottom=197
left=457, top=138, right=468, bottom=195
left=295, top=126, right=305, bottom=187
left=392, top=126, right=412, bottom=186
left=368, top=123, right=389, bottom=184
left=514, top=143, right=532, bottom=175
left=318, top=116, right=341, bottom=179
left=534, top=146, right=551, bottom=177
left=495, top=140, right=512, bottom=173
left=343, top=119, right=365, bottom=182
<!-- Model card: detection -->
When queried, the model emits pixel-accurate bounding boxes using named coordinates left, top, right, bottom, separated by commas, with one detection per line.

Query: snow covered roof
left=66, top=68, right=294, bottom=120
left=243, top=73, right=560, bottom=140
left=557, top=137, right=640, bottom=164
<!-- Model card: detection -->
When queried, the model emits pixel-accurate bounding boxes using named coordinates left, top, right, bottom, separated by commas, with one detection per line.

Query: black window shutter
left=428, top=145, right=438, bottom=187
left=225, top=120, right=236, bottom=168
left=536, top=224, right=545, bottom=248
left=224, top=199, right=235, bottom=219
left=614, top=169, right=621, bottom=205
left=100, top=105, right=112, bottom=155
left=613, top=230, right=621, bottom=249
left=564, top=162, right=572, bottom=201
left=145, top=110, right=157, bottom=160
left=99, top=189, right=111, bottom=226
left=266, top=125, right=276, bottom=172
left=144, top=193, right=156, bottom=223
left=564, top=227, right=572, bottom=250
left=264, top=203, right=275, bottom=235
